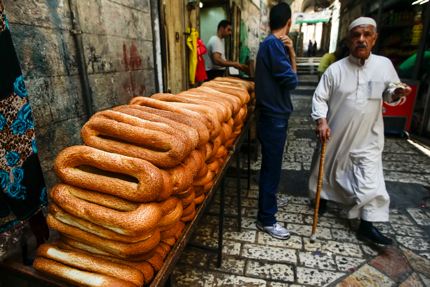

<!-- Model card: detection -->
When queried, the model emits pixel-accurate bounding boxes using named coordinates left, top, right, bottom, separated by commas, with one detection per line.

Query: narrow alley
left=171, top=59, right=430, bottom=287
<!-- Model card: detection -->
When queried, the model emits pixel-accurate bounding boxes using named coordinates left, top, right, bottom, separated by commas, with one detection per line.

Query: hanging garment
left=0, top=5, right=47, bottom=237
left=195, top=38, right=207, bottom=82
left=186, top=28, right=198, bottom=85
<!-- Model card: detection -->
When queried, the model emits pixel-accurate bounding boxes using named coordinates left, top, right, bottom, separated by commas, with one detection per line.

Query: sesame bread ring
left=124, top=104, right=209, bottom=146
left=49, top=204, right=155, bottom=243
left=47, top=215, right=161, bottom=259
left=202, top=81, right=250, bottom=104
left=129, top=97, right=215, bottom=139
left=50, top=184, right=162, bottom=236
left=54, top=145, right=172, bottom=202
left=81, top=110, right=192, bottom=168
left=36, top=243, right=144, bottom=287
left=33, top=257, right=137, bottom=287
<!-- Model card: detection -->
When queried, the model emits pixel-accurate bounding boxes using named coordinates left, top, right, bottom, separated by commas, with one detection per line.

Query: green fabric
left=295, top=18, right=330, bottom=24
left=318, top=52, right=336, bottom=75
left=398, top=51, right=430, bottom=77
left=239, top=20, right=250, bottom=77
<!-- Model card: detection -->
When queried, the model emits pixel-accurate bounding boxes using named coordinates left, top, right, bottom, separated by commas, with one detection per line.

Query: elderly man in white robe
left=308, top=17, right=411, bottom=245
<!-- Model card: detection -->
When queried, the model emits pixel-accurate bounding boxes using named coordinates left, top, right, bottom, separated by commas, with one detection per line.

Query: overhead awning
left=294, top=9, right=332, bottom=24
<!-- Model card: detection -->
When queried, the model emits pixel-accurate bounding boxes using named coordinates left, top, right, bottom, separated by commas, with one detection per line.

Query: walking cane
left=310, top=139, right=327, bottom=243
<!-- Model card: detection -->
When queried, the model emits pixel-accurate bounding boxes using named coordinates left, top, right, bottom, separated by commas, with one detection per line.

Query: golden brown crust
left=50, top=184, right=162, bottom=236
left=154, top=92, right=231, bottom=123
left=194, top=193, right=206, bottom=205
left=193, top=170, right=215, bottom=186
left=125, top=104, right=210, bottom=146
left=214, top=77, right=255, bottom=93
left=81, top=110, right=193, bottom=168
left=158, top=199, right=183, bottom=228
left=202, top=81, right=250, bottom=104
left=54, top=145, right=171, bottom=203
left=36, top=244, right=144, bottom=287
left=180, top=209, right=197, bottom=222
left=113, top=105, right=200, bottom=149
left=47, top=215, right=161, bottom=258
left=49, top=203, right=154, bottom=243
left=130, top=97, right=214, bottom=140
left=60, top=238, right=156, bottom=262
left=191, top=86, right=242, bottom=114
left=149, top=96, right=221, bottom=140
left=146, top=253, right=164, bottom=272
left=234, top=106, right=248, bottom=127
left=181, top=201, right=196, bottom=217
left=33, top=257, right=137, bottom=287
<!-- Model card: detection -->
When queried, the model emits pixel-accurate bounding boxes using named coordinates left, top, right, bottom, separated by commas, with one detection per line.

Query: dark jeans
left=257, top=114, right=290, bottom=226
left=206, top=69, right=226, bottom=81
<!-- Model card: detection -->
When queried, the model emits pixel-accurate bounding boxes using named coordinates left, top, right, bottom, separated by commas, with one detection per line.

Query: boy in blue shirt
left=255, top=2, right=298, bottom=239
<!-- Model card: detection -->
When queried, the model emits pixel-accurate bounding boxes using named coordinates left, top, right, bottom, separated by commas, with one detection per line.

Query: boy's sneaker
left=256, top=221, right=290, bottom=240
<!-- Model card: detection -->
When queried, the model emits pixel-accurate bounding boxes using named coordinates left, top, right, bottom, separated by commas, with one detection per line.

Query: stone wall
left=4, top=0, right=156, bottom=187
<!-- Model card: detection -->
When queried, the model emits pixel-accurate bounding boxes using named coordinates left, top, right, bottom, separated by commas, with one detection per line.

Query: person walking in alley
left=308, top=17, right=411, bottom=245
left=255, top=2, right=297, bottom=240
left=205, top=20, right=247, bottom=80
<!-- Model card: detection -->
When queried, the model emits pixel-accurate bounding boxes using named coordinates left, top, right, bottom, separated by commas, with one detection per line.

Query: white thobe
left=308, top=54, right=400, bottom=221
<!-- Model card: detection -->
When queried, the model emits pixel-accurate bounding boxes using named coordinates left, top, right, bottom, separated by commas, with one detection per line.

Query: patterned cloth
left=0, top=4, right=47, bottom=234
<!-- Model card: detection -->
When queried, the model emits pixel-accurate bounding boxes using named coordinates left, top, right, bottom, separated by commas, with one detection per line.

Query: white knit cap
left=348, top=17, right=377, bottom=31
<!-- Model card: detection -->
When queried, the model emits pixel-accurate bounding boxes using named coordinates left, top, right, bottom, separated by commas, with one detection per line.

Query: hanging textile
left=0, top=3, right=48, bottom=256
left=186, top=27, right=198, bottom=85
left=195, top=38, right=208, bottom=83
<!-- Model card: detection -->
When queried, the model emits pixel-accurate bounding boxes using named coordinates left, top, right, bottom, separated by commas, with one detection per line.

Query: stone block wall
left=4, top=0, right=156, bottom=187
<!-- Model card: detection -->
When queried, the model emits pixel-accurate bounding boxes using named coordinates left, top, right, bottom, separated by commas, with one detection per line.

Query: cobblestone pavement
left=171, top=90, right=430, bottom=286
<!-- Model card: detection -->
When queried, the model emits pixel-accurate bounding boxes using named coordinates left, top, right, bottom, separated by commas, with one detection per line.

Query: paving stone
left=384, top=171, right=430, bottom=187
left=241, top=217, right=258, bottom=230
left=399, top=273, right=425, bottom=287
left=335, top=255, right=366, bottom=272
left=223, top=230, right=257, bottom=243
left=222, top=240, right=242, bottom=256
left=406, top=208, right=430, bottom=226
left=247, top=188, right=259, bottom=199
left=298, top=251, right=337, bottom=271
left=401, top=248, right=430, bottom=277
left=296, top=267, right=345, bottom=286
left=303, top=215, right=349, bottom=229
left=267, top=282, right=293, bottom=287
left=396, top=236, right=430, bottom=251
left=419, top=252, right=430, bottom=260
left=245, top=260, right=295, bottom=282
left=391, top=224, right=426, bottom=237
left=285, top=204, right=314, bottom=215
left=208, top=256, right=245, bottom=275
left=178, top=247, right=209, bottom=268
left=330, top=228, right=361, bottom=243
left=419, top=274, right=430, bottom=287
left=244, top=207, right=258, bottom=218
left=336, top=264, right=395, bottom=287
left=369, top=246, right=412, bottom=283
left=257, top=232, right=302, bottom=249
left=172, top=268, right=215, bottom=287
left=277, top=212, right=305, bottom=224
left=322, top=241, right=363, bottom=258
left=242, top=198, right=259, bottom=208
left=287, top=196, right=311, bottom=205
left=287, top=223, right=332, bottom=240
left=303, top=237, right=324, bottom=252
left=213, top=273, right=267, bottom=286
left=242, top=243, right=297, bottom=264
left=282, top=161, right=302, bottom=170
left=389, top=213, right=416, bottom=226
left=360, top=245, right=379, bottom=257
